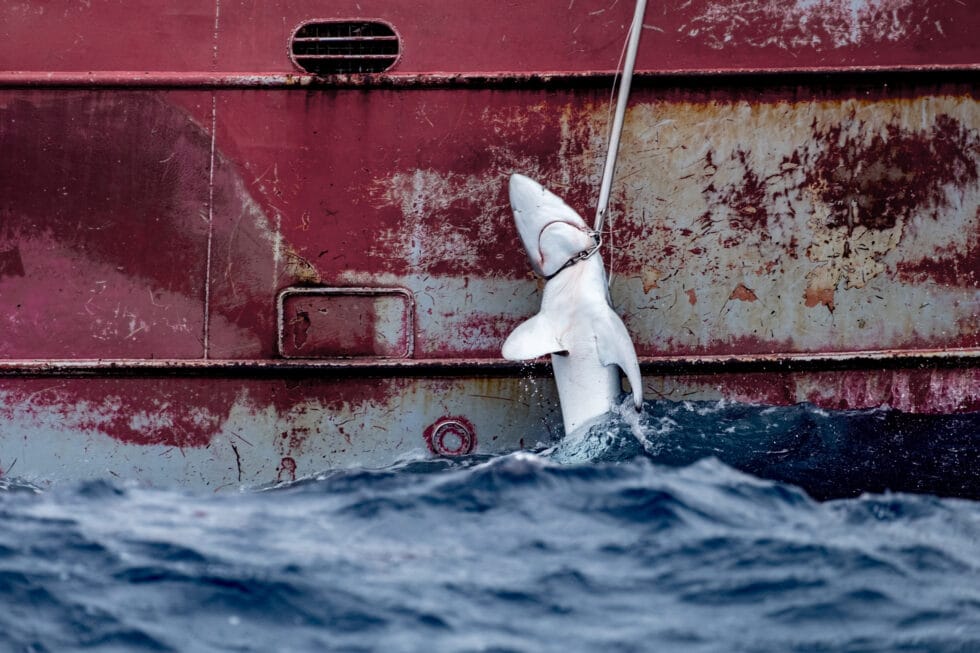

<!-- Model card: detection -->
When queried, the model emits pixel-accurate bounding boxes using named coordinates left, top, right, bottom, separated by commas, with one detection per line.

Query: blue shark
left=502, top=173, right=643, bottom=438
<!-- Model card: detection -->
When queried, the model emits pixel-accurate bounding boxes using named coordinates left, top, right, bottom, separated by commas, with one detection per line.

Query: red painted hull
left=0, top=1, right=977, bottom=486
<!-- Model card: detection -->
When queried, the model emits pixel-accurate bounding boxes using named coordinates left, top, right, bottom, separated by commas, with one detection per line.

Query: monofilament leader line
left=594, top=0, right=647, bottom=285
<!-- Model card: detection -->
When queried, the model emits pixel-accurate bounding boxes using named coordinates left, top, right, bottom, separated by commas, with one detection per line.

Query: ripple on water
left=0, top=402, right=975, bottom=651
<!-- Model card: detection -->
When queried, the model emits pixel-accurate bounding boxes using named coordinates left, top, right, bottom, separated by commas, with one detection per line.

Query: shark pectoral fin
left=502, top=313, right=563, bottom=361
left=594, top=311, right=644, bottom=410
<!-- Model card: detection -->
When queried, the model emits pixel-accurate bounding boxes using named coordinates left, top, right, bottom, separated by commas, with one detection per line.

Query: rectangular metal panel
left=205, top=80, right=978, bottom=361
left=277, top=287, right=413, bottom=358
left=0, top=90, right=211, bottom=359
left=2, top=2, right=975, bottom=75
left=219, top=0, right=978, bottom=74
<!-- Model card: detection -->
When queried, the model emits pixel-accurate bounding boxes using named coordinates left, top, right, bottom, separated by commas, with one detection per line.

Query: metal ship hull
left=0, top=1, right=977, bottom=487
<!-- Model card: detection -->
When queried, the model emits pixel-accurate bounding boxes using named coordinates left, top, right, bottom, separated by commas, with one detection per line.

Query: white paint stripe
left=203, top=0, right=221, bottom=358
left=204, top=95, right=217, bottom=360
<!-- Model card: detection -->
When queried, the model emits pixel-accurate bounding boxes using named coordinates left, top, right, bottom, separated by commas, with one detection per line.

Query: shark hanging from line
left=502, top=173, right=643, bottom=439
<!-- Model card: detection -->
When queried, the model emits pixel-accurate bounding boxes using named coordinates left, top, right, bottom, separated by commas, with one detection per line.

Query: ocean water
left=0, top=401, right=978, bottom=652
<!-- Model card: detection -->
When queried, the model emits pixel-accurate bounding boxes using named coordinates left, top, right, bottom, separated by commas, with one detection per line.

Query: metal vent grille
left=291, top=21, right=400, bottom=75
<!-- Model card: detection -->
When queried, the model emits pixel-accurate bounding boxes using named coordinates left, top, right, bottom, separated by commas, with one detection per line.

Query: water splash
left=546, top=396, right=980, bottom=500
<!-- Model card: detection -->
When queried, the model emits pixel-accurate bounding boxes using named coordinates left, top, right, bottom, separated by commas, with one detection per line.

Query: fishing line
left=604, top=21, right=629, bottom=284
left=595, top=0, right=647, bottom=286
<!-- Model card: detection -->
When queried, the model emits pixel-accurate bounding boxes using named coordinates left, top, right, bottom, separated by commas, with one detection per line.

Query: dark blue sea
left=1, top=401, right=978, bottom=652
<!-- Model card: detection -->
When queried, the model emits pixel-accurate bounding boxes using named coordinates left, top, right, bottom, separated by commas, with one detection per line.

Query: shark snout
left=509, top=174, right=593, bottom=278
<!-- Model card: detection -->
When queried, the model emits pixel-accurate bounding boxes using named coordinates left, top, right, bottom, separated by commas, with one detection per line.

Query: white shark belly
left=551, top=351, right=621, bottom=438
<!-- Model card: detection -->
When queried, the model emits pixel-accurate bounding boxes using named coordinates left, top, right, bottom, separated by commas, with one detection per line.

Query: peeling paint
left=5, top=83, right=974, bottom=366
left=682, top=0, right=929, bottom=51
left=607, top=93, right=979, bottom=354
left=356, top=89, right=977, bottom=357
left=729, top=284, right=758, bottom=302
left=0, top=376, right=560, bottom=487
left=0, top=2, right=976, bottom=490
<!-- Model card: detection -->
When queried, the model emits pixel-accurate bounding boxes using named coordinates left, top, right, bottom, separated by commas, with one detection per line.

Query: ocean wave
left=0, top=403, right=976, bottom=651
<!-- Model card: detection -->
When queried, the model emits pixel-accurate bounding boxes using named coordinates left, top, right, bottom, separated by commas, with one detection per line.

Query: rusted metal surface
left=0, top=367, right=974, bottom=489
left=277, top=287, right=414, bottom=358
left=0, top=376, right=560, bottom=487
left=0, top=1, right=977, bottom=485
left=648, top=368, right=980, bottom=414
left=424, top=416, right=478, bottom=457
left=2, top=87, right=976, bottom=365
left=1, top=1, right=976, bottom=73
left=179, top=81, right=976, bottom=362
left=2, top=68, right=980, bottom=90
left=0, top=347, right=976, bottom=377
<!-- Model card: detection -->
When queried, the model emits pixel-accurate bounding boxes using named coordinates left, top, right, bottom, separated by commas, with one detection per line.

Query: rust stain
left=0, top=376, right=407, bottom=449
left=0, top=379, right=232, bottom=448
left=286, top=311, right=312, bottom=351
left=801, top=368, right=980, bottom=413
left=642, top=267, right=663, bottom=293
left=805, top=114, right=979, bottom=232
left=717, top=150, right=770, bottom=246
left=800, top=112, right=979, bottom=311
left=278, top=424, right=316, bottom=458
left=754, top=261, right=778, bottom=276
left=653, top=367, right=979, bottom=413
left=428, top=312, right=527, bottom=358
left=12, top=87, right=969, bottom=363
left=277, top=456, right=297, bottom=483
left=609, top=94, right=975, bottom=355
left=897, top=206, right=980, bottom=288
left=207, top=91, right=979, bottom=359
left=682, top=0, right=928, bottom=51
left=803, top=275, right=837, bottom=313
left=729, top=283, right=758, bottom=302
left=283, top=248, right=321, bottom=285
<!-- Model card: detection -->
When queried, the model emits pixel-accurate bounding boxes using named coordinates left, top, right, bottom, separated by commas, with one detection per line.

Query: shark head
left=509, top=173, right=597, bottom=278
